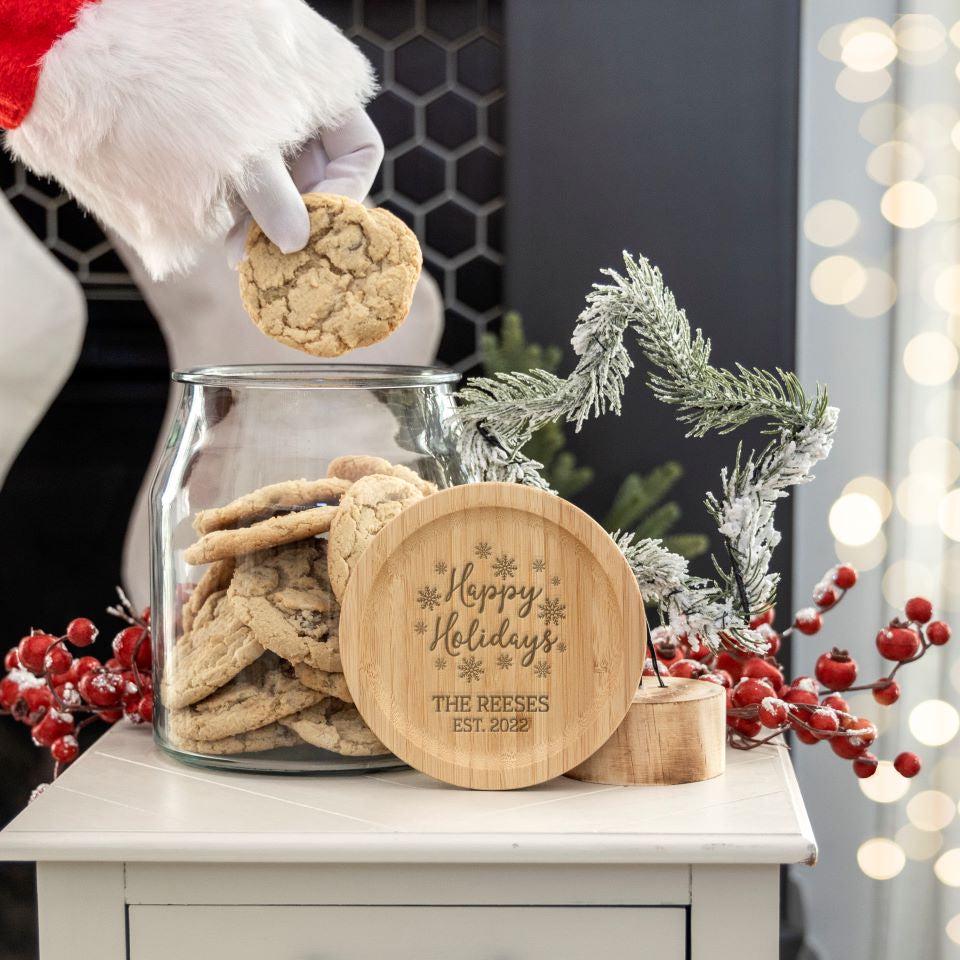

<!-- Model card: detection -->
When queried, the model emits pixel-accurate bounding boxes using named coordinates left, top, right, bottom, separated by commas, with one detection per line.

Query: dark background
left=0, top=2, right=799, bottom=957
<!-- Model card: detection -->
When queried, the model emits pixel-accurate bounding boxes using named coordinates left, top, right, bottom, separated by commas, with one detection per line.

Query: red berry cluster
left=1, top=597, right=153, bottom=775
left=645, top=563, right=949, bottom=781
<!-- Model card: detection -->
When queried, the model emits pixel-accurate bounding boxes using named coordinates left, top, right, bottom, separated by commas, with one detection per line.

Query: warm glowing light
left=944, top=546, right=960, bottom=607
left=881, top=181, right=938, bottom=228
left=929, top=176, right=960, bottom=222
left=896, top=474, right=947, bottom=523
left=866, top=141, right=924, bottom=186
left=857, top=838, right=906, bottom=880
left=835, top=68, right=891, bottom=102
left=835, top=531, right=887, bottom=572
left=846, top=267, right=897, bottom=318
left=922, top=261, right=952, bottom=310
left=906, top=104, right=959, bottom=149
left=843, top=476, right=893, bottom=518
left=935, top=848, right=960, bottom=885
left=829, top=493, right=883, bottom=545
left=951, top=20, right=960, bottom=48
left=818, top=23, right=847, bottom=62
left=895, top=14, right=946, bottom=51
left=948, top=913, right=960, bottom=945
left=909, top=437, right=960, bottom=485
left=841, top=22, right=898, bottom=72
left=898, top=42, right=947, bottom=66
left=896, top=824, right=943, bottom=861
left=811, top=256, right=867, bottom=305
left=841, top=18, right=894, bottom=46
left=953, top=121, right=960, bottom=152
left=910, top=700, right=960, bottom=747
left=896, top=15, right=947, bottom=66
left=937, top=224, right=960, bottom=258
left=908, top=790, right=956, bottom=831
left=859, top=760, right=912, bottom=803
left=935, top=266, right=960, bottom=313
left=922, top=388, right=960, bottom=438
left=860, top=103, right=908, bottom=145
left=936, top=757, right=960, bottom=793
left=939, top=489, right=960, bottom=541
left=847, top=693, right=892, bottom=735
left=897, top=14, right=947, bottom=61
left=803, top=200, right=860, bottom=247
left=903, top=332, right=959, bottom=385
left=882, top=558, right=935, bottom=607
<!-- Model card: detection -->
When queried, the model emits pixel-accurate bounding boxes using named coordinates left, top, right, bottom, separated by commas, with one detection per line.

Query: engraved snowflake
left=533, top=661, right=551, bottom=679
left=458, top=655, right=484, bottom=682
left=434, top=656, right=447, bottom=670
left=537, top=597, right=567, bottom=625
left=474, top=541, right=493, bottom=559
left=556, top=641, right=567, bottom=654
left=532, top=558, right=546, bottom=573
left=496, top=653, right=513, bottom=670
left=492, top=554, right=517, bottom=580
left=551, top=575, right=561, bottom=587
left=414, top=620, right=428, bottom=635
left=434, top=560, right=448, bottom=575
left=417, top=585, right=442, bottom=610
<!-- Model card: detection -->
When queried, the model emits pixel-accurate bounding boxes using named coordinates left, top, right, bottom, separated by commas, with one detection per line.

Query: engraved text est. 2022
left=419, top=553, right=567, bottom=734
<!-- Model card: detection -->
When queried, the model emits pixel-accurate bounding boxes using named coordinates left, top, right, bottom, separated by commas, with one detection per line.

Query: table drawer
left=129, top=905, right=686, bottom=959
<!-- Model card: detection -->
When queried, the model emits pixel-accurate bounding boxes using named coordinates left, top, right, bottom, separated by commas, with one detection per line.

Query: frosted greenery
left=458, top=252, right=837, bottom=652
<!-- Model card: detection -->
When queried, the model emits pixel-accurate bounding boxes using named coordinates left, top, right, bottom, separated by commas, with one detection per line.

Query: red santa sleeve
left=0, top=0, right=376, bottom=278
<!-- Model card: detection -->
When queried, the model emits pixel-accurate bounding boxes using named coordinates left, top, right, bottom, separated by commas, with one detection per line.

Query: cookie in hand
left=239, top=193, right=422, bottom=357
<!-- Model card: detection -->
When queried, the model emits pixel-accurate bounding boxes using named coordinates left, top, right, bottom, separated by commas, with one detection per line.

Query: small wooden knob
left=566, top=677, right=726, bottom=785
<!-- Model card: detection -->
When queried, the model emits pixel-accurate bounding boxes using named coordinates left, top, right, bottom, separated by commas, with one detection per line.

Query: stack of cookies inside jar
left=159, top=454, right=435, bottom=764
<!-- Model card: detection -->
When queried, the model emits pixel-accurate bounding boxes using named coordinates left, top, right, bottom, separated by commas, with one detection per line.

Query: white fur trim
left=5, top=0, right=376, bottom=278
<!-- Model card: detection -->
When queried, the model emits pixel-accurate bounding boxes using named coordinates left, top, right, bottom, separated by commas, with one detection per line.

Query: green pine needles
left=458, top=252, right=837, bottom=652
left=480, top=312, right=707, bottom=558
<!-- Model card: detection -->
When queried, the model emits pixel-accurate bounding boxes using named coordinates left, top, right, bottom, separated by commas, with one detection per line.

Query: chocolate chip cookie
left=227, top=540, right=343, bottom=671
left=327, top=454, right=437, bottom=497
left=279, top=698, right=387, bottom=757
left=167, top=653, right=322, bottom=742
left=293, top=662, right=353, bottom=703
left=193, top=477, right=351, bottom=535
left=239, top=193, right=422, bottom=358
left=163, top=591, right=264, bottom=710
left=181, top=558, right=236, bottom=633
left=184, top=505, right=337, bottom=566
left=169, top=722, right=302, bottom=756
left=327, top=473, right=423, bottom=601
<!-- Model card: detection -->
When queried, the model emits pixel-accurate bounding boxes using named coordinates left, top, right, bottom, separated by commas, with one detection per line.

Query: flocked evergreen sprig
left=457, top=252, right=838, bottom=652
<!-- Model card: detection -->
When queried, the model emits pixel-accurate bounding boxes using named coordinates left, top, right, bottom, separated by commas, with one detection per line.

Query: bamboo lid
left=339, top=482, right=646, bottom=789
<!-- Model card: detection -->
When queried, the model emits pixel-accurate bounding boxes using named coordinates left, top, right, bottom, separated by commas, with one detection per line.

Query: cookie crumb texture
left=239, top=193, right=422, bottom=357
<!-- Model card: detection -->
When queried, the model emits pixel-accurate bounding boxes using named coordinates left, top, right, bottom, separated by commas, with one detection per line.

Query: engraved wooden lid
left=339, top=482, right=646, bottom=789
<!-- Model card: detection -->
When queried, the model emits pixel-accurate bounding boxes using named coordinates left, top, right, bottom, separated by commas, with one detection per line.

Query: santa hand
left=226, top=109, right=384, bottom=268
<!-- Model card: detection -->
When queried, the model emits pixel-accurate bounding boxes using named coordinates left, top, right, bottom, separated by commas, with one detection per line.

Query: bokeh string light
left=813, top=13, right=960, bottom=911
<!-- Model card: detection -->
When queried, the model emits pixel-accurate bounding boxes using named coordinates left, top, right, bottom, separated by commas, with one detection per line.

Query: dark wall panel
left=504, top=0, right=800, bottom=587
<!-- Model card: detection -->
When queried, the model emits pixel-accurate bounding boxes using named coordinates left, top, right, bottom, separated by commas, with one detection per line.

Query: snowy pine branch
left=588, top=255, right=829, bottom=437
left=457, top=369, right=566, bottom=448
left=457, top=251, right=837, bottom=652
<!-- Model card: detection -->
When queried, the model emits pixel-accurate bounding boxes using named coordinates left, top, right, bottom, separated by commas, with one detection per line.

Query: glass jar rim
left=171, top=363, right=460, bottom=389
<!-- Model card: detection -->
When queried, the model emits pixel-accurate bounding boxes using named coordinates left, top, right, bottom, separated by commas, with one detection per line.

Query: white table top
left=0, top=724, right=816, bottom=866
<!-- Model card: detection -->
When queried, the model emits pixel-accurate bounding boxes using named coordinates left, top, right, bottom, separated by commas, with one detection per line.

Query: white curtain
left=795, top=2, right=960, bottom=958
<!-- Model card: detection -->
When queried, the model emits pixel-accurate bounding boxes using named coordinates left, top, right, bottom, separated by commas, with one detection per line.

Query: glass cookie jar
left=151, top=364, right=465, bottom=772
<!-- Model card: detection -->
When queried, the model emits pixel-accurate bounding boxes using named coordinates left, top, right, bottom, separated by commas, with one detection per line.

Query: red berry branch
left=644, top=563, right=950, bottom=781
left=0, top=589, right=153, bottom=780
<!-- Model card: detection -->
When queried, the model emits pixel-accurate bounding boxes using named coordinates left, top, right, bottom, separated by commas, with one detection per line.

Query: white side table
left=0, top=724, right=815, bottom=959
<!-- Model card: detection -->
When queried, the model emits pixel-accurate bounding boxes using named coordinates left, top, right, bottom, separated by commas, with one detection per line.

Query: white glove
left=225, top=109, right=384, bottom=267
